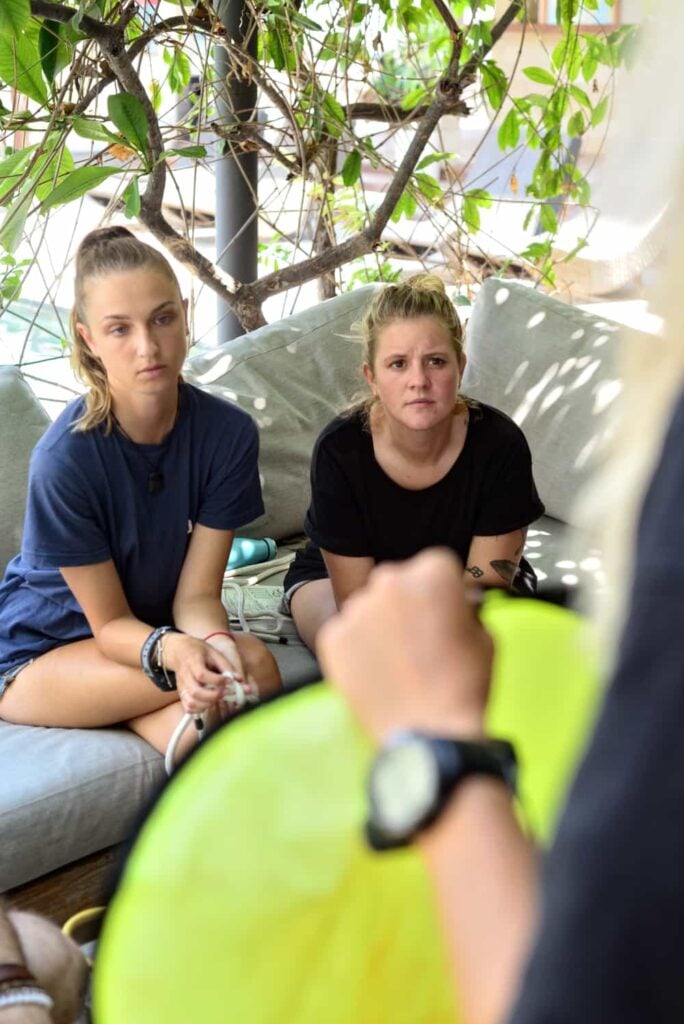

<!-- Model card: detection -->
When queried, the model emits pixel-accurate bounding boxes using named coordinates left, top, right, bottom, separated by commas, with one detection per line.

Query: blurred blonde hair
left=581, top=186, right=684, bottom=663
left=70, top=226, right=182, bottom=433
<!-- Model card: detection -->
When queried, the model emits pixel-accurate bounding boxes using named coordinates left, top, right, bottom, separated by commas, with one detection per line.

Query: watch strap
left=366, top=733, right=517, bottom=852
left=141, top=626, right=179, bottom=691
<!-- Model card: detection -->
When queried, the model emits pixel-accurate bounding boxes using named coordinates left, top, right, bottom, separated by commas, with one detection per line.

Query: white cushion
left=462, top=280, right=638, bottom=524
left=186, top=287, right=376, bottom=541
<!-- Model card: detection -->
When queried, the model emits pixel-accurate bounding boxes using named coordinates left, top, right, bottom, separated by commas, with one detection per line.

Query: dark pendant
left=148, top=471, right=164, bottom=495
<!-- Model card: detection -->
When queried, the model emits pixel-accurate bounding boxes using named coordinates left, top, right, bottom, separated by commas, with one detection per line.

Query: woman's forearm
left=419, top=779, right=539, bottom=1024
left=172, top=595, right=230, bottom=639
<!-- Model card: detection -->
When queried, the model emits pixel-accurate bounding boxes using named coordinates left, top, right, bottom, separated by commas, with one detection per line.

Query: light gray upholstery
left=0, top=720, right=165, bottom=891
left=463, top=279, right=626, bottom=525
left=186, top=286, right=376, bottom=541
left=0, top=368, right=49, bottom=575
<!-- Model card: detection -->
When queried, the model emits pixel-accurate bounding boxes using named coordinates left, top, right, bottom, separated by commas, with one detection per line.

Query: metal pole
left=214, top=0, right=258, bottom=342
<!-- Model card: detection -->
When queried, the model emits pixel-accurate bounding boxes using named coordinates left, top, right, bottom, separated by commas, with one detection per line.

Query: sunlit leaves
left=0, top=0, right=30, bottom=39
left=523, top=67, right=556, bottom=87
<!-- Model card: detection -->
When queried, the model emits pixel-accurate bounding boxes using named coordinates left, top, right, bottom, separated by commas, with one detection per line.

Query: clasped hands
left=161, top=632, right=256, bottom=715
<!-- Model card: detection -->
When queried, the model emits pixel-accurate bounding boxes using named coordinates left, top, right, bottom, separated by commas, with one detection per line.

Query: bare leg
left=0, top=639, right=179, bottom=728
left=290, top=579, right=338, bottom=654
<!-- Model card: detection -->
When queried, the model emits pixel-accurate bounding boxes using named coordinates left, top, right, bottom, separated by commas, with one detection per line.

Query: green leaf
left=0, top=33, right=49, bottom=105
left=559, top=0, right=579, bottom=27
left=71, top=116, right=122, bottom=146
left=265, top=28, right=286, bottom=71
left=390, top=190, right=417, bottom=223
left=539, top=203, right=558, bottom=234
left=522, top=66, right=556, bottom=87
left=149, top=79, right=162, bottom=116
left=40, top=166, right=122, bottom=211
left=159, top=145, right=208, bottom=161
left=591, top=96, right=609, bottom=128
left=39, top=19, right=70, bottom=86
left=520, top=239, right=552, bottom=261
left=34, top=142, right=75, bottom=202
left=322, top=91, right=345, bottom=137
left=417, top=152, right=454, bottom=170
left=582, top=48, right=598, bottom=82
left=569, top=85, right=592, bottom=109
left=480, top=61, right=508, bottom=112
left=414, top=172, right=442, bottom=204
left=0, top=185, right=31, bottom=254
left=122, top=178, right=141, bottom=219
left=108, top=92, right=149, bottom=158
left=0, top=0, right=30, bottom=38
left=401, top=85, right=429, bottom=111
left=463, top=194, right=480, bottom=232
left=341, top=149, right=361, bottom=187
left=497, top=107, right=520, bottom=151
left=567, top=110, right=585, bottom=138
left=0, top=146, right=36, bottom=204
left=163, top=47, right=191, bottom=94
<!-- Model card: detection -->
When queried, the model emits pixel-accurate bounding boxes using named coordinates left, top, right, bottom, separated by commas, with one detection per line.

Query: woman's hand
left=318, top=548, right=493, bottom=741
left=161, top=632, right=249, bottom=715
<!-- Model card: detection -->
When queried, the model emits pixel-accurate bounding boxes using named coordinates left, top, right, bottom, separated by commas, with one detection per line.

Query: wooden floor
left=5, top=846, right=123, bottom=927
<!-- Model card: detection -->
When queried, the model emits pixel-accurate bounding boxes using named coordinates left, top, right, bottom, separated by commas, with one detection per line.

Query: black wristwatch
left=140, top=626, right=180, bottom=692
left=366, top=731, right=517, bottom=851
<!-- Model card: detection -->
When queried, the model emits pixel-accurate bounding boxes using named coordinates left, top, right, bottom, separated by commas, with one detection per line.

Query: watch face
left=370, top=737, right=438, bottom=838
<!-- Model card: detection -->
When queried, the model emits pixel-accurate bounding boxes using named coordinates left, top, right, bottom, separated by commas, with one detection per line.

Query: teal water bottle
left=228, top=537, right=277, bottom=570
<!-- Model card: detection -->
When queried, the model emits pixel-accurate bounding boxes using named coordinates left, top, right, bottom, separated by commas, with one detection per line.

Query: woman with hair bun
left=284, top=274, right=545, bottom=652
left=0, top=227, right=280, bottom=755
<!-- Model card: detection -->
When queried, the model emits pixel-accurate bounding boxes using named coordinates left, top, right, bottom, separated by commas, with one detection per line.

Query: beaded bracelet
left=0, top=985, right=54, bottom=1011
left=0, top=965, right=34, bottom=987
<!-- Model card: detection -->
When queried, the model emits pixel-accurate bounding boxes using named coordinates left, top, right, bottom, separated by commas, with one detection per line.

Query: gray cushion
left=0, top=721, right=165, bottom=891
left=186, top=287, right=377, bottom=541
left=463, top=280, right=641, bottom=525
left=0, top=368, right=49, bottom=574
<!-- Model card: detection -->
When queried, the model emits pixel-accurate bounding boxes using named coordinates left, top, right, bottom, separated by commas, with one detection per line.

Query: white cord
left=164, top=672, right=258, bottom=775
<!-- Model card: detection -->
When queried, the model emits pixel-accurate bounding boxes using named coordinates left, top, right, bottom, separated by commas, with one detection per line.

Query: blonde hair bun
left=404, top=273, right=447, bottom=296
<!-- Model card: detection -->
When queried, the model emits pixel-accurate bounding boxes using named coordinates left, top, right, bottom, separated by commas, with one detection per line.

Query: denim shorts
left=0, top=660, right=32, bottom=700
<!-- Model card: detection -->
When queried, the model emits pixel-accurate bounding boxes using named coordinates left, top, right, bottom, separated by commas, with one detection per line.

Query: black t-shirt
left=285, top=403, right=544, bottom=588
left=508, top=387, right=684, bottom=1024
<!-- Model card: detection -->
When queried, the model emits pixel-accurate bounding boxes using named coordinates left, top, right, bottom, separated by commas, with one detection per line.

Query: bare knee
left=8, top=909, right=89, bottom=1024
left=233, top=632, right=282, bottom=699
left=290, top=579, right=337, bottom=654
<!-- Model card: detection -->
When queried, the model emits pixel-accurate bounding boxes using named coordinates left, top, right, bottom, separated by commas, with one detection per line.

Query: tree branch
left=30, top=0, right=113, bottom=38
left=243, top=37, right=466, bottom=304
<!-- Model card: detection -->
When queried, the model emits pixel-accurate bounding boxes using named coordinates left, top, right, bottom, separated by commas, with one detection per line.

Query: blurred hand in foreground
left=318, top=548, right=493, bottom=741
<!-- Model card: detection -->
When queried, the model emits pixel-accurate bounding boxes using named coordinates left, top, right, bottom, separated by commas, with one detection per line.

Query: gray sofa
left=0, top=279, right=643, bottom=909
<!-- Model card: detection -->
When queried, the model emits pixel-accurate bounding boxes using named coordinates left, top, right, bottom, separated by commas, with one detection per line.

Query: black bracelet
left=141, top=626, right=180, bottom=691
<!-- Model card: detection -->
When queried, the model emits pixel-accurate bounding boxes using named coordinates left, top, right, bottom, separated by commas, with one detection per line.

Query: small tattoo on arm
left=490, top=559, right=517, bottom=585
left=466, top=565, right=484, bottom=579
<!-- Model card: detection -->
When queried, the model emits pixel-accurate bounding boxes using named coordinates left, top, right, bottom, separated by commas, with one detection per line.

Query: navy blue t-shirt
left=0, top=383, right=263, bottom=674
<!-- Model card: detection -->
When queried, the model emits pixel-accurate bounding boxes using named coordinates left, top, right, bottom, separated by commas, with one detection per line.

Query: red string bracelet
left=203, top=630, right=235, bottom=643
